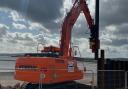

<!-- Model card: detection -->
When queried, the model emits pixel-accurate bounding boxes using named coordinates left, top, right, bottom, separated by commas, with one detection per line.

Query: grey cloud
left=0, top=38, right=3, bottom=42
left=72, top=16, right=91, bottom=39
left=114, top=24, right=128, bottom=37
left=112, top=39, right=128, bottom=46
left=6, top=32, right=37, bottom=47
left=23, top=41, right=37, bottom=47
left=7, top=39, right=18, bottom=44
left=14, top=33, right=33, bottom=41
left=103, top=38, right=128, bottom=47
left=100, top=0, right=128, bottom=26
left=6, top=32, right=48, bottom=47
left=0, top=0, right=128, bottom=57
left=0, top=0, right=64, bottom=30
left=0, top=24, right=8, bottom=37
left=99, top=0, right=128, bottom=52
left=6, top=33, right=35, bottom=43
left=35, top=34, right=46, bottom=44
left=0, top=28, right=6, bottom=37
left=110, top=24, right=128, bottom=46
left=125, top=45, right=128, bottom=50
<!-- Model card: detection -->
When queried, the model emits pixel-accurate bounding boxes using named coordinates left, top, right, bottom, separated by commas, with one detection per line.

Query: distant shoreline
left=0, top=54, right=128, bottom=62
left=0, top=53, right=128, bottom=59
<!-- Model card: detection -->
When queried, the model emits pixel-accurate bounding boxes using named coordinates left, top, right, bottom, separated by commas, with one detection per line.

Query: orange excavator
left=15, top=0, right=99, bottom=88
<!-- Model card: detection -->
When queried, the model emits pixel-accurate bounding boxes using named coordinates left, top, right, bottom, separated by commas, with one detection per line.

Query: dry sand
left=0, top=80, right=23, bottom=87
left=0, top=72, right=23, bottom=87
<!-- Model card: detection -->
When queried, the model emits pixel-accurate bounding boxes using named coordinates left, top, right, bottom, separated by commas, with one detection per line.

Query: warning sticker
left=68, top=61, right=74, bottom=72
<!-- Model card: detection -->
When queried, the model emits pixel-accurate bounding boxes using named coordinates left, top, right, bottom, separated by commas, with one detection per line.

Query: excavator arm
left=60, top=0, right=99, bottom=57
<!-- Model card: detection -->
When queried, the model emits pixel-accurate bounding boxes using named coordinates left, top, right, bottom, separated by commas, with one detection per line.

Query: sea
left=0, top=56, right=16, bottom=72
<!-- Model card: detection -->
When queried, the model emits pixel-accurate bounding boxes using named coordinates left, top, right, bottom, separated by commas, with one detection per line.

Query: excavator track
left=24, top=81, right=96, bottom=89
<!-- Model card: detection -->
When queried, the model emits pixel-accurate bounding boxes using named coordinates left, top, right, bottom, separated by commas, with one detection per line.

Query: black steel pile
left=99, top=59, right=128, bottom=89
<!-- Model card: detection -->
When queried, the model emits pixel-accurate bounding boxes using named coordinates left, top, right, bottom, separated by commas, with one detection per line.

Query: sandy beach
left=0, top=80, right=23, bottom=87
left=0, top=72, right=23, bottom=86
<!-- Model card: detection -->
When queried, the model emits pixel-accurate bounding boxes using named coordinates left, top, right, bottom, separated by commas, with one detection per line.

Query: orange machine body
left=15, top=56, right=83, bottom=84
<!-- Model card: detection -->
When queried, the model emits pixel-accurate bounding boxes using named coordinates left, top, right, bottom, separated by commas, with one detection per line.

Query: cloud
left=102, top=37, right=128, bottom=47
left=35, top=33, right=59, bottom=46
left=110, top=39, right=128, bottom=47
left=101, top=23, right=128, bottom=47
left=0, top=0, right=128, bottom=57
left=72, top=14, right=91, bottom=38
left=9, top=10, right=25, bottom=22
left=12, top=23, right=27, bottom=30
left=0, top=24, right=9, bottom=37
left=71, top=38, right=94, bottom=57
left=100, top=0, right=128, bottom=26
left=0, top=0, right=64, bottom=30
left=0, top=31, right=59, bottom=53
left=113, top=23, right=128, bottom=38
left=29, top=22, right=49, bottom=33
left=0, top=8, right=60, bottom=53
left=7, top=32, right=35, bottom=42
left=98, top=0, right=128, bottom=57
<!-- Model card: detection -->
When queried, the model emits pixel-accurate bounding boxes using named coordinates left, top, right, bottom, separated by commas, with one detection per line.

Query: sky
left=0, top=0, right=128, bottom=58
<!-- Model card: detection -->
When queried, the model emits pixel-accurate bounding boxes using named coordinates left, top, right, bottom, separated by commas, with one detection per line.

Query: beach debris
left=20, top=82, right=28, bottom=89
left=0, top=84, right=5, bottom=89
left=13, top=83, right=20, bottom=89
left=0, top=84, right=1, bottom=89
left=0, top=83, right=25, bottom=89
left=6, top=86, right=13, bottom=89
